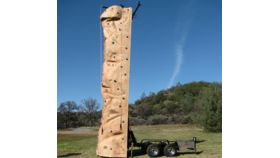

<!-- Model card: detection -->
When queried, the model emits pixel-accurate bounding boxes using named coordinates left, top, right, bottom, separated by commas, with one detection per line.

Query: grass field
left=57, top=124, right=221, bottom=158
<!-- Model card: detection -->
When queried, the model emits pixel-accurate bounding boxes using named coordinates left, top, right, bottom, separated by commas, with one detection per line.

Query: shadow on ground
left=58, top=153, right=82, bottom=157
left=178, top=151, right=203, bottom=155
left=128, top=149, right=203, bottom=157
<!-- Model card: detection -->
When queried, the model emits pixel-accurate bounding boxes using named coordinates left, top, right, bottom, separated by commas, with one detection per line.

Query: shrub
left=129, top=117, right=146, bottom=126
left=147, top=114, right=168, bottom=125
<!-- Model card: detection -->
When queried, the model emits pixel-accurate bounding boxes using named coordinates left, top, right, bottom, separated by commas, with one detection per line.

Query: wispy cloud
left=167, top=21, right=192, bottom=88
left=167, top=1, right=195, bottom=88
left=167, top=36, right=186, bottom=88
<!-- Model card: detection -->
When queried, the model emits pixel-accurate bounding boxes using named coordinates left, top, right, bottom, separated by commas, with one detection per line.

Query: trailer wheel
left=147, top=144, right=160, bottom=157
left=164, top=144, right=177, bottom=157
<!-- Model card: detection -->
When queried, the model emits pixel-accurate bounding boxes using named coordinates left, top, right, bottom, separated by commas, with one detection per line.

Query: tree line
left=57, top=81, right=222, bottom=132
left=57, top=98, right=101, bottom=129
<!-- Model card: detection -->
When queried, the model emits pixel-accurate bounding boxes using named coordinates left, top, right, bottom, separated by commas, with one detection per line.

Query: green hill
left=129, top=81, right=222, bottom=132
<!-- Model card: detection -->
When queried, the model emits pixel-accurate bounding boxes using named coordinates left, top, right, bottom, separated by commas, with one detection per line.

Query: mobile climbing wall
left=96, top=5, right=132, bottom=157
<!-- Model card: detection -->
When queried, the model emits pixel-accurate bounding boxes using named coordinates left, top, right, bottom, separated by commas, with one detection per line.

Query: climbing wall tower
left=96, top=5, right=132, bottom=157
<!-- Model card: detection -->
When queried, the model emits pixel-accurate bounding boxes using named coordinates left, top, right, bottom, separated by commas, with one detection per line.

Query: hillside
left=129, top=81, right=222, bottom=132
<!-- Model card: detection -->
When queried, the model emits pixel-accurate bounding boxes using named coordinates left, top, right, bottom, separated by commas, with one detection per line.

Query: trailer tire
left=164, top=144, right=177, bottom=157
left=147, top=144, right=160, bottom=157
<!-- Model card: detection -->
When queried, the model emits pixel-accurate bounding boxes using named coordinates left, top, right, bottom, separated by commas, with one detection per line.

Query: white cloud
left=167, top=35, right=186, bottom=88
left=166, top=1, right=196, bottom=88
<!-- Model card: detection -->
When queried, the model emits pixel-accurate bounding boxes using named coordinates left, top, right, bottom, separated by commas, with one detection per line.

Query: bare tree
left=80, top=98, right=99, bottom=126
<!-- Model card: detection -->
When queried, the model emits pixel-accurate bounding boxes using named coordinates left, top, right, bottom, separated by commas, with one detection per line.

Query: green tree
left=201, top=84, right=222, bottom=132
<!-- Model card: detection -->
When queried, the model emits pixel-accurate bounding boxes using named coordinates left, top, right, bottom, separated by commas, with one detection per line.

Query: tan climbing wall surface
left=96, top=5, right=132, bottom=158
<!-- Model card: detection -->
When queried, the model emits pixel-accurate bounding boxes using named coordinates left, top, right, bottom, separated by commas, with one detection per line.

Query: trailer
left=128, top=127, right=198, bottom=157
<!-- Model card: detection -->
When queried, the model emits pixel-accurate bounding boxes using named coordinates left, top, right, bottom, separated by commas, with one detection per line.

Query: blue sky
left=58, top=0, right=222, bottom=106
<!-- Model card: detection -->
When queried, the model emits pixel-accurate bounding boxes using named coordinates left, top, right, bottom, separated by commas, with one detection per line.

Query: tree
left=200, top=84, right=222, bottom=132
left=57, top=101, right=78, bottom=128
left=135, top=104, right=153, bottom=119
left=58, top=101, right=78, bottom=113
left=80, top=98, right=99, bottom=126
left=140, top=92, right=146, bottom=99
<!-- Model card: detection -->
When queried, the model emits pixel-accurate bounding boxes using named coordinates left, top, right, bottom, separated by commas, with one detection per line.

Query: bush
left=129, top=117, right=146, bottom=126
left=181, top=115, right=193, bottom=124
left=147, top=114, right=168, bottom=125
